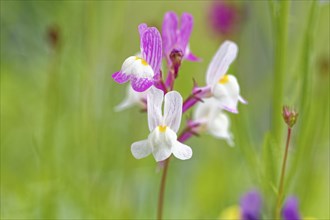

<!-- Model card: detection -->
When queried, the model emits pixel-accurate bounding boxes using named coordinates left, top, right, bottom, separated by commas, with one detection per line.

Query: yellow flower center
left=218, top=74, right=229, bottom=84
left=158, top=125, right=167, bottom=132
left=135, top=56, right=148, bottom=66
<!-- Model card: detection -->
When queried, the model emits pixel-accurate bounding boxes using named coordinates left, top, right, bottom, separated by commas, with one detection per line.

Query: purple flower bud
left=169, top=49, right=184, bottom=77
left=240, top=190, right=262, bottom=220
left=282, top=196, right=301, bottom=220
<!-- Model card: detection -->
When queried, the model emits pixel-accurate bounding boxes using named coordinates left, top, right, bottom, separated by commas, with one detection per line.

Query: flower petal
left=177, top=12, right=193, bottom=53
left=147, top=87, right=164, bottom=131
left=131, top=140, right=152, bottom=159
left=138, top=23, right=147, bottom=37
left=162, top=11, right=178, bottom=57
left=115, top=85, right=145, bottom=111
left=185, top=50, right=201, bottom=62
left=140, top=27, right=162, bottom=76
left=212, top=74, right=240, bottom=113
left=131, top=76, right=153, bottom=92
left=239, top=95, right=248, bottom=104
left=172, top=141, right=192, bottom=160
left=207, top=110, right=234, bottom=146
left=206, top=41, right=238, bottom=85
left=282, top=197, right=301, bottom=220
left=240, top=190, right=262, bottom=220
left=164, top=91, right=183, bottom=133
left=193, top=97, right=218, bottom=122
left=149, top=127, right=177, bottom=162
left=112, top=71, right=130, bottom=84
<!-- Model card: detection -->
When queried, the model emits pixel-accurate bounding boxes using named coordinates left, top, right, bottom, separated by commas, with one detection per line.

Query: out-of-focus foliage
left=1, top=1, right=329, bottom=219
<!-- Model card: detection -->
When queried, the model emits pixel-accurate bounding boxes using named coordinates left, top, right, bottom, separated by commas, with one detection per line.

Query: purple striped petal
left=177, top=13, right=193, bottom=53
left=112, top=71, right=130, bottom=84
left=282, top=197, right=301, bottom=220
left=162, top=11, right=178, bottom=57
left=131, top=76, right=154, bottom=92
left=140, top=26, right=162, bottom=76
left=138, top=23, right=148, bottom=37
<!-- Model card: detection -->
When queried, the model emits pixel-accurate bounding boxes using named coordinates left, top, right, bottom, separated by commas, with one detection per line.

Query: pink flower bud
left=282, top=106, right=298, bottom=128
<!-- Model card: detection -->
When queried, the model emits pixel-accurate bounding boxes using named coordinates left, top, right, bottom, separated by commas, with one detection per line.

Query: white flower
left=193, top=98, right=234, bottom=146
left=115, top=85, right=147, bottom=111
left=131, top=87, right=193, bottom=161
left=205, top=41, right=245, bottom=113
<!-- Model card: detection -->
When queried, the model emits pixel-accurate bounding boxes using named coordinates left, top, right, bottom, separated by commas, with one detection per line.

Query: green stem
left=157, top=158, right=170, bottom=220
left=272, top=0, right=291, bottom=143
left=156, top=128, right=192, bottom=219
left=275, top=127, right=292, bottom=219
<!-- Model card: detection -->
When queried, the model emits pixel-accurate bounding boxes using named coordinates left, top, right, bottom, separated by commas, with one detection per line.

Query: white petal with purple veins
left=206, top=41, right=238, bottom=86
left=163, top=91, right=182, bottom=133
left=147, top=87, right=164, bottom=132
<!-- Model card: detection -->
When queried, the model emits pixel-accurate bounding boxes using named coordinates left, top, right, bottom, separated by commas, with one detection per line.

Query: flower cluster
left=112, top=11, right=245, bottom=162
left=220, top=190, right=304, bottom=220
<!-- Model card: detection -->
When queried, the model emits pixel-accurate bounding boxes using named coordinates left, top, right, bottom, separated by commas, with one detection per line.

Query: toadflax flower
left=131, top=87, right=193, bottom=162
left=282, top=196, right=301, bottom=220
left=240, top=190, right=262, bottom=220
left=162, top=11, right=200, bottom=69
left=219, top=190, right=262, bottom=220
left=195, top=40, right=245, bottom=113
left=112, top=24, right=162, bottom=92
left=193, top=97, right=234, bottom=146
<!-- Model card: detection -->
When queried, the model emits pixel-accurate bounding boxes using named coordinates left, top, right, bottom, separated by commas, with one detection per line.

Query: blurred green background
left=1, top=1, right=329, bottom=219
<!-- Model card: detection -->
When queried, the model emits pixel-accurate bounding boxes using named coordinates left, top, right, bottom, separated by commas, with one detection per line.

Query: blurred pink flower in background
left=208, top=0, right=244, bottom=37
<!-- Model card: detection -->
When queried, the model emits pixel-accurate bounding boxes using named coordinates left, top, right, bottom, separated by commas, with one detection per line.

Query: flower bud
left=282, top=106, right=298, bottom=128
left=170, top=49, right=184, bottom=77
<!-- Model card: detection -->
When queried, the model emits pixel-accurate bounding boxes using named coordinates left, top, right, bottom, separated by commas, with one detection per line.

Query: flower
left=115, top=85, right=147, bottom=111
left=282, top=196, right=301, bottom=220
left=193, top=97, right=234, bottom=146
left=162, top=11, right=199, bottom=68
left=240, top=190, right=262, bottom=220
left=209, top=1, right=242, bottom=36
left=198, top=40, right=245, bottom=113
left=112, top=24, right=162, bottom=92
left=131, top=87, right=193, bottom=162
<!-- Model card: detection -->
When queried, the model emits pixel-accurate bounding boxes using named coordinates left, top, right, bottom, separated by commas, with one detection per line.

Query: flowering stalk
left=157, top=157, right=170, bottom=220
left=157, top=125, right=197, bottom=220
left=113, top=12, right=244, bottom=220
left=275, top=126, right=291, bottom=219
left=275, top=106, right=298, bottom=219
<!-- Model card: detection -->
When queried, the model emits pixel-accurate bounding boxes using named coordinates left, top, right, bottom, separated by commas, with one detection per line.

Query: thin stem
left=275, top=127, right=292, bottom=219
left=182, top=94, right=199, bottom=113
left=156, top=129, right=193, bottom=220
left=157, top=157, right=170, bottom=220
